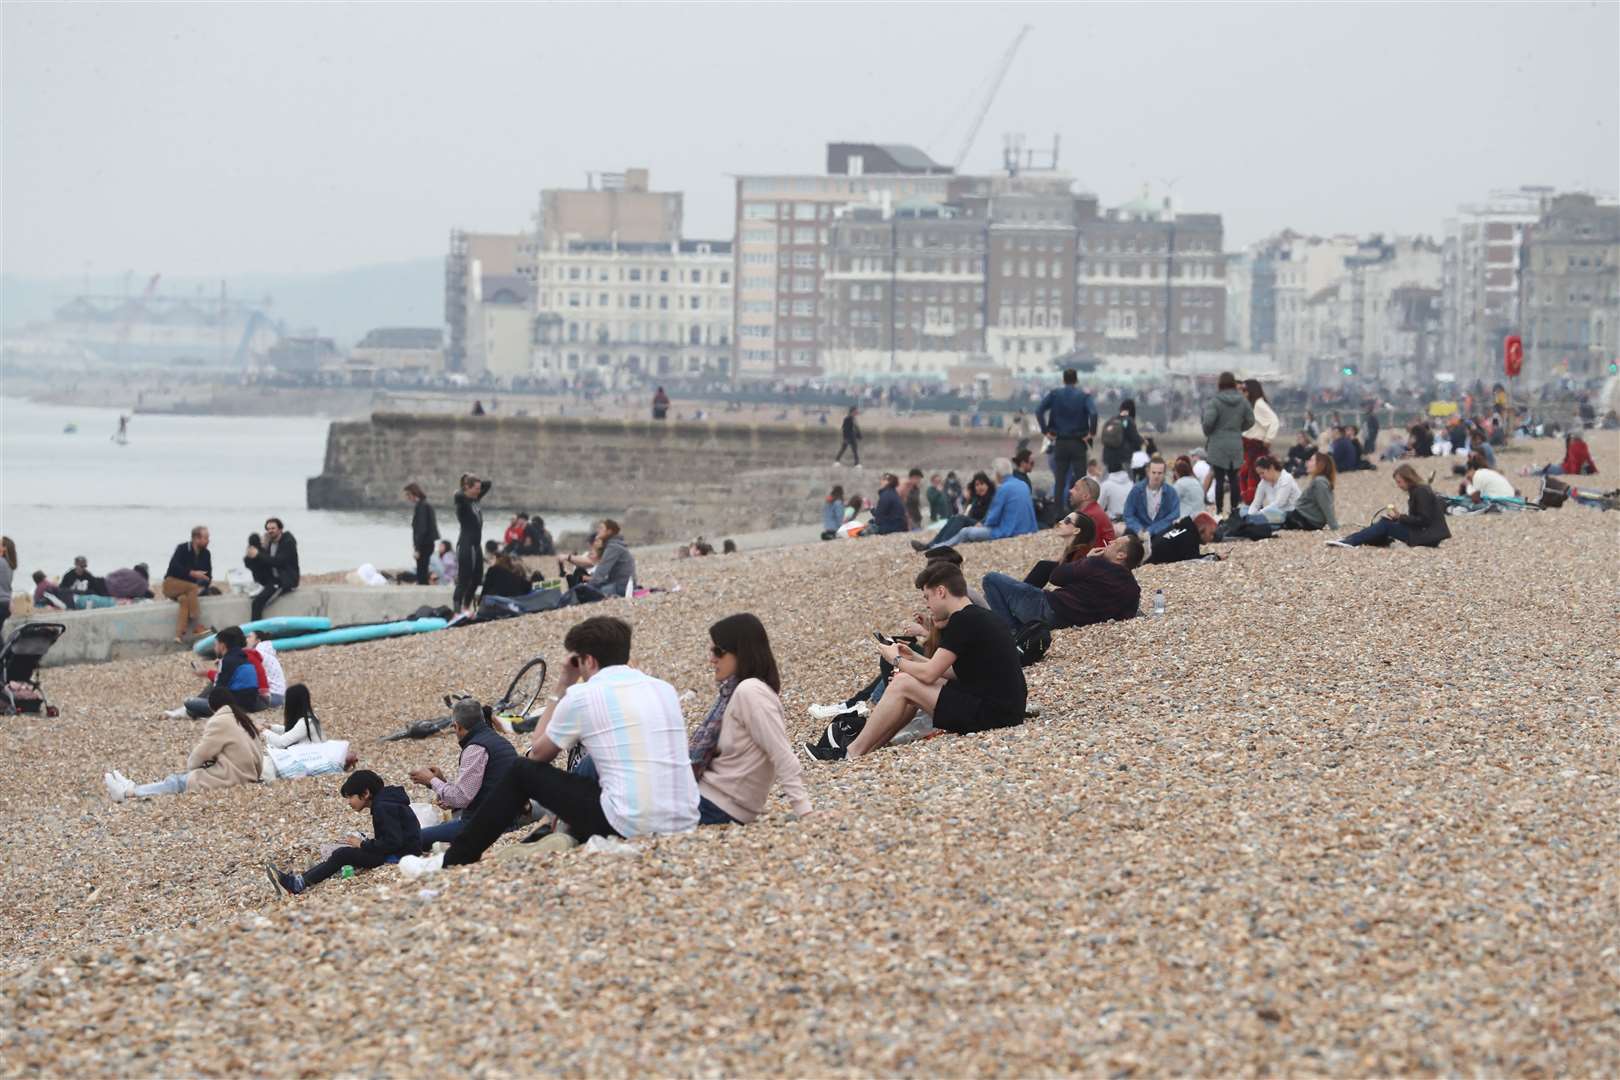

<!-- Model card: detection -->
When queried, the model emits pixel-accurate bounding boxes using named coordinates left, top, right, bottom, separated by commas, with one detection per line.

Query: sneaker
left=1324, top=539, right=1353, bottom=548
left=266, top=862, right=303, bottom=897
left=162, top=706, right=189, bottom=720
left=804, top=739, right=846, bottom=762
left=808, top=702, right=850, bottom=722
left=103, top=771, right=134, bottom=803
left=910, top=540, right=935, bottom=553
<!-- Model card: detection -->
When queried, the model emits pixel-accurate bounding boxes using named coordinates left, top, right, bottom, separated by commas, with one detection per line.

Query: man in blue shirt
left=933, top=459, right=1036, bottom=547
left=1036, top=369, right=1098, bottom=502
left=1123, top=457, right=1181, bottom=537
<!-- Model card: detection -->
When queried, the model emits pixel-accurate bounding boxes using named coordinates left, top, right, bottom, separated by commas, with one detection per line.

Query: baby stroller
left=1, top=622, right=66, bottom=717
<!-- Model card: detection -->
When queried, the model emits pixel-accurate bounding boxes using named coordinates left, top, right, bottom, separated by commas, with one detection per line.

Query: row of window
left=545, top=292, right=732, bottom=312
left=543, top=265, right=728, bottom=285
left=560, top=322, right=730, bottom=346
left=1078, top=287, right=1221, bottom=307
left=537, top=353, right=722, bottom=375
left=839, top=309, right=987, bottom=332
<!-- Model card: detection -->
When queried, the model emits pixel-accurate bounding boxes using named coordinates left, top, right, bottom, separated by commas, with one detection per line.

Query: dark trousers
left=1050, top=437, right=1087, bottom=501
left=415, top=550, right=432, bottom=585
left=834, top=438, right=860, bottom=464
left=445, top=759, right=618, bottom=866
left=1341, top=519, right=1412, bottom=547
left=453, top=545, right=483, bottom=609
left=302, top=845, right=390, bottom=887
left=251, top=583, right=288, bottom=622
left=1211, top=466, right=1241, bottom=513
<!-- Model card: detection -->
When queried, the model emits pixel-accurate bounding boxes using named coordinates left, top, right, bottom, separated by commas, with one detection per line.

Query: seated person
left=444, top=616, right=699, bottom=863
left=164, top=626, right=260, bottom=720
left=430, top=540, right=457, bottom=584
left=820, top=485, right=847, bottom=540
left=690, top=613, right=813, bottom=823
left=1122, top=458, right=1181, bottom=537
left=105, top=696, right=264, bottom=801
left=409, top=698, right=520, bottom=849
left=1464, top=454, right=1517, bottom=501
left=563, top=521, right=635, bottom=605
left=30, top=571, right=73, bottom=610
left=811, top=561, right=1026, bottom=761
left=980, top=533, right=1144, bottom=633
left=247, top=630, right=287, bottom=710
left=1054, top=476, right=1114, bottom=556
left=1329, top=426, right=1362, bottom=473
left=924, top=459, right=1035, bottom=550
left=1285, top=432, right=1317, bottom=477
left=1520, top=432, right=1598, bottom=477
left=911, top=472, right=994, bottom=552
left=1242, top=456, right=1302, bottom=524
left=520, top=515, right=556, bottom=557
left=1170, top=456, right=1208, bottom=522
left=259, top=690, right=356, bottom=782
left=60, top=556, right=107, bottom=598
left=1147, top=512, right=1219, bottom=565
left=502, top=513, right=530, bottom=555
left=1283, top=452, right=1340, bottom=531
left=1328, top=464, right=1450, bottom=549
left=1097, top=468, right=1133, bottom=523
left=103, top=563, right=154, bottom=600
left=268, top=770, right=422, bottom=896
left=1344, top=425, right=1377, bottom=469
left=870, top=474, right=909, bottom=535
left=480, top=554, right=532, bottom=599
left=260, top=683, right=323, bottom=748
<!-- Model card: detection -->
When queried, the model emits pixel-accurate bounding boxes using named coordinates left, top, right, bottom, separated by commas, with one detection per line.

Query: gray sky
left=4, top=2, right=1616, bottom=278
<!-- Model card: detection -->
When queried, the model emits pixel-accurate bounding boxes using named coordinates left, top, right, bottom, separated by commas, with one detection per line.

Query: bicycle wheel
left=500, top=656, right=548, bottom=717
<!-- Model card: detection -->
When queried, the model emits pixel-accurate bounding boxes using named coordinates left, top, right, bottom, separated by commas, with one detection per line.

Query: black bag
left=1012, top=619, right=1053, bottom=667
left=1537, top=477, right=1569, bottom=509
left=1033, top=495, right=1067, bottom=529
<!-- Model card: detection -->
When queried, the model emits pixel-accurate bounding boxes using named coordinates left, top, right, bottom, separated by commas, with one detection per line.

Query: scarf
left=688, top=676, right=738, bottom=779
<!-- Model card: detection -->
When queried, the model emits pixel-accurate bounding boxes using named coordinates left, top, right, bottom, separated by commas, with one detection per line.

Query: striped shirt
left=545, top=666, right=699, bottom=837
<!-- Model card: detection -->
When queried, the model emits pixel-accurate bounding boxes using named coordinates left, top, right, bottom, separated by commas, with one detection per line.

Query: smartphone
left=873, top=632, right=895, bottom=646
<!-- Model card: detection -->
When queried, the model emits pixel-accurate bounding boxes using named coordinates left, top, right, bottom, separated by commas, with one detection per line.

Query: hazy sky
left=4, top=2, right=1616, bottom=278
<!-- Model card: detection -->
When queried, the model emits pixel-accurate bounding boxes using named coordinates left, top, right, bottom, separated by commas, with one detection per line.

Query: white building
left=1440, top=187, right=1550, bottom=383
left=530, top=240, right=733, bottom=386
left=466, top=273, right=533, bottom=380
left=1270, top=234, right=1361, bottom=380
left=1294, top=237, right=1442, bottom=387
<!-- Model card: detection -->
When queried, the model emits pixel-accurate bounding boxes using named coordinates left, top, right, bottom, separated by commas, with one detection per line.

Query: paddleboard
left=269, top=617, right=449, bottom=653
left=192, top=616, right=333, bottom=655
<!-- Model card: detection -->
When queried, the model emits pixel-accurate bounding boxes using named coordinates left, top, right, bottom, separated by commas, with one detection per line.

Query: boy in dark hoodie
left=267, top=770, right=421, bottom=896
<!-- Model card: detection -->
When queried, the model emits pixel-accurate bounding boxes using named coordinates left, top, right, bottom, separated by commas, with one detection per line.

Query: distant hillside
left=1, top=257, right=443, bottom=348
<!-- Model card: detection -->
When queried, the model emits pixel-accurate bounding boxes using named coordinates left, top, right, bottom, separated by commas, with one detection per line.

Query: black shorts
left=932, top=682, right=1025, bottom=735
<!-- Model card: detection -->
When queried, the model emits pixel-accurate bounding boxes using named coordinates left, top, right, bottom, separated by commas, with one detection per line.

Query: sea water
left=0, top=396, right=593, bottom=578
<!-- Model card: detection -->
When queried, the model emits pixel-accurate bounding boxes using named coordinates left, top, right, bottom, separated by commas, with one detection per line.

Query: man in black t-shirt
left=810, top=561, right=1026, bottom=761
left=1147, top=512, right=1218, bottom=565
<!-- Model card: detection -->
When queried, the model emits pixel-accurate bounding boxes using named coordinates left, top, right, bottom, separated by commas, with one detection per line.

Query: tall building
left=1521, top=192, right=1620, bottom=383
left=1438, top=187, right=1550, bottom=383
left=1268, top=233, right=1360, bottom=379
left=1074, top=191, right=1225, bottom=365
left=536, top=168, right=681, bottom=251
left=732, top=143, right=956, bottom=382
left=1295, top=236, right=1442, bottom=387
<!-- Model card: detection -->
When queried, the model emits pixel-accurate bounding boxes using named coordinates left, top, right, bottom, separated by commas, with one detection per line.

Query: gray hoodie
left=587, top=535, right=636, bottom=597
left=1201, top=389, right=1255, bottom=470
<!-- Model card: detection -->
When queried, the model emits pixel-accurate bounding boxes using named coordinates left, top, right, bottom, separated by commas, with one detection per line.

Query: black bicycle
left=380, top=655, right=549, bottom=741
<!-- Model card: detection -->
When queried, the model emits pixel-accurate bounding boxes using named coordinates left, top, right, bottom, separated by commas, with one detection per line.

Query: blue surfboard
left=268, top=617, right=449, bottom=653
left=192, top=616, right=333, bottom=655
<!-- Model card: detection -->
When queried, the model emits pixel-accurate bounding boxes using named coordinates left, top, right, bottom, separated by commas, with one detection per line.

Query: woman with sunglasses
left=688, top=613, right=813, bottom=825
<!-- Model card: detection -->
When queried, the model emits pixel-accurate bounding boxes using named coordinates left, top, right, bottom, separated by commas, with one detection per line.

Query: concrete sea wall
left=307, top=412, right=1019, bottom=543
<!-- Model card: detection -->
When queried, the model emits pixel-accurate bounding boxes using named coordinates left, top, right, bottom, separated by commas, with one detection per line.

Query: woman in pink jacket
left=688, top=614, right=813, bottom=825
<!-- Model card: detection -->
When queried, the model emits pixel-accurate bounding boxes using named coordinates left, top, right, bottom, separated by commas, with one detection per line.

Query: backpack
left=1033, top=495, right=1067, bottom=529
left=1012, top=619, right=1053, bottom=667
left=1100, top=417, right=1125, bottom=449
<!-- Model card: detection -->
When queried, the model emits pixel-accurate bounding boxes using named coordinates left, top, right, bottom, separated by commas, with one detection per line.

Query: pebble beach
left=2, top=435, right=1616, bottom=1077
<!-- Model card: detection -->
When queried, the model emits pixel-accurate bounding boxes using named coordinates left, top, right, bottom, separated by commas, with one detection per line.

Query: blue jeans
left=929, top=515, right=975, bottom=547
left=134, top=773, right=188, bottom=797
left=698, top=797, right=737, bottom=826
left=1341, top=519, right=1412, bottom=547
left=982, top=571, right=1054, bottom=631
left=954, top=526, right=994, bottom=544
left=417, top=817, right=467, bottom=848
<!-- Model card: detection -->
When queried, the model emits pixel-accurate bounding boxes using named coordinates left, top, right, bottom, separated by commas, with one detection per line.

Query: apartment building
left=732, top=143, right=955, bottom=382
left=530, top=239, right=733, bottom=385
left=1521, top=192, right=1620, bottom=382
left=1296, top=237, right=1442, bottom=386
left=1439, top=187, right=1549, bottom=383
left=445, top=231, right=524, bottom=373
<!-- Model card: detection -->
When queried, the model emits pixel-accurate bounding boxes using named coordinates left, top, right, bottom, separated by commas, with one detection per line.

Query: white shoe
left=104, top=771, right=134, bottom=803
left=808, top=703, right=847, bottom=721
left=162, top=706, right=188, bottom=720
left=398, top=853, right=444, bottom=880
left=1325, top=539, right=1352, bottom=548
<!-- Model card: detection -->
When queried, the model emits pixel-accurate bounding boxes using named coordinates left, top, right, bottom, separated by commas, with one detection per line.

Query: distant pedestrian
left=453, top=474, right=493, bottom=615
left=404, top=482, right=439, bottom=586
left=834, top=406, right=862, bottom=467
left=652, top=386, right=670, bottom=421
left=1036, top=368, right=1098, bottom=501
left=471, top=400, right=486, bottom=416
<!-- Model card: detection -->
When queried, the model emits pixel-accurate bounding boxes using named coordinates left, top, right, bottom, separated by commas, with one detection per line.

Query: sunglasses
left=710, top=645, right=730, bottom=659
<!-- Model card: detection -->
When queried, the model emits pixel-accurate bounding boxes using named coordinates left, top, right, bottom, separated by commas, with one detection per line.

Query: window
left=690, top=296, right=702, bottom=310
left=793, top=299, right=814, bottom=316
left=793, top=252, right=816, bottom=269
left=795, top=227, right=816, bottom=244
left=794, top=202, right=816, bottom=221
left=743, top=203, right=775, bottom=220
left=568, top=267, right=582, bottom=281
left=659, top=270, right=669, bottom=283
left=628, top=295, right=642, bottom=308
left=719, top=270, right=730, bottom=283
left=628, top=269, right=642, bottom=282
left=568, top=292, right=581, bottom=307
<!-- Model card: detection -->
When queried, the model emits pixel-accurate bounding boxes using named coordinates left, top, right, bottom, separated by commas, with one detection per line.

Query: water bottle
left=340, top=865, right=355, bottom=880
left=1152, top=589, right=1166, bottom=617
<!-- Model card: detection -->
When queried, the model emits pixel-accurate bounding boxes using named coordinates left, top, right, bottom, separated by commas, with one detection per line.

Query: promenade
left=2, top=436, right=1615, bottom=1076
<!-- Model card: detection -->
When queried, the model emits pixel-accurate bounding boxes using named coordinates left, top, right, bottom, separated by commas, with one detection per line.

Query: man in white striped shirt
left=445, top=616, right=698, bottom=865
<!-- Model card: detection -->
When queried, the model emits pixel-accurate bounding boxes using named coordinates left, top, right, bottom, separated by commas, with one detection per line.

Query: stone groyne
left=307, top=412, right=1017, bottom=543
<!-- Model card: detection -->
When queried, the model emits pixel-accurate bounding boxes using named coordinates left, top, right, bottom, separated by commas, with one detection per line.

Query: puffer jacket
left=1201, top=389, right=1255, bottom=470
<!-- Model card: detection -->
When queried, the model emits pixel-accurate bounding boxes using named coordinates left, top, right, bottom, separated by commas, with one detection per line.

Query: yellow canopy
left=1427, top=400, right=1458, bottom=417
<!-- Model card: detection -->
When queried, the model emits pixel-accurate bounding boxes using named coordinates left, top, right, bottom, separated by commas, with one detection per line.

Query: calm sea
left=0, top=397, right=593, bottom=579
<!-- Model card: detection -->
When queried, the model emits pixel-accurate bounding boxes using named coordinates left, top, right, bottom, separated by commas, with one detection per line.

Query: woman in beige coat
left=104, top=698, right=264, bottom=801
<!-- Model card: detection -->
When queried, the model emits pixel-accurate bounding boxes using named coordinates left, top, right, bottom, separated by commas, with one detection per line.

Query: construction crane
left=952, top=25, right=1031, bottom=171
